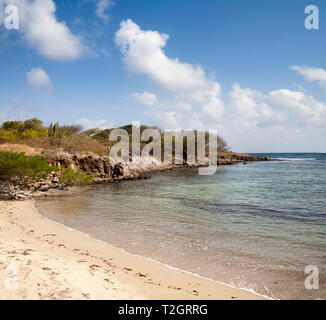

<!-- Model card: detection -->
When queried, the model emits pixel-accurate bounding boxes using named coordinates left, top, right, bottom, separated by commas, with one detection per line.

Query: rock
left=39, top=184, right=50, bottom=192
left=113, top=163, right=124, bottom=179
left=51, top=177, right=59, bottom=184
left=15, top=194, right=28, bottom=200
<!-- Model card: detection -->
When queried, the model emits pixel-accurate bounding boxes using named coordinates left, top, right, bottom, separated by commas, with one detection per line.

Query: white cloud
left=77, top=118, right=113, bottom=130
left=115, top=19, right=218, bottom=92
left=132, top=92, right=157, bottom=106
left=115, top=19, right=224, bottom=129
left=229, top=83, right=286, bottom=126
left=115, top=19, right=208, bottom=92
left=202, top=95, right=225, bottom=120
left=96, top=0, right=114, bottom=23
left=291, top=65, right=326, bottom=90
left=229, top=84, right=260, bottom=119
left=151, top=111, right=179, bottom=129
left=0, top=0, right=85, bottom=61
left=26, top=67, right=51, bottom=88
left=115, top=20, right=326, bottom=151
left=229, top=83, right=326, bottom=129
left=268, top=89, right=326, bottom=128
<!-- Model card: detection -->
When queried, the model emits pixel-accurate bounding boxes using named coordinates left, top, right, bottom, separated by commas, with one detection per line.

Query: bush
left=1, top=121, right=24, bottom=131
left=23, top=118, right=43, bottom=131
left=21, top=128, right=48, bottom=139
left=0, top=151, right=57, bottom=180
left=59, top=168, right=94, bottom=186
left=0, top=129, right=19, bottom=142
left=0, top=118, right=48, bottom=143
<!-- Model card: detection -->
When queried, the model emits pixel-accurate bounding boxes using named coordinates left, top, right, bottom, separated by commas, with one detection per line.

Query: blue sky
left=0, top=0, right=326, bottom=152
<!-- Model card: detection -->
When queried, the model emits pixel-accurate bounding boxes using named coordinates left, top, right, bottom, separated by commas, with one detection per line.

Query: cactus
left=48, top=122, right=58, bottom=146
left=48, top=122, right=65, bottom=147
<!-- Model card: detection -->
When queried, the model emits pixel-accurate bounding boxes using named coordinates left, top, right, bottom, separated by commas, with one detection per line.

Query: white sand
left=0, top=200, right=264, bottom=300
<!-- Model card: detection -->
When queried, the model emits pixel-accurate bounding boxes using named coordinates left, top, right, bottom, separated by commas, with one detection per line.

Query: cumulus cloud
left=26, top=67, right=51, bottom=88
left=115, top=19, right=225, bottom=129
left=132, top=92, right=157, bottom=106
left=229, top=84, right=260, bottom=119
left=291, top=65, right=326, bottom=90
left=229, top=84, right=286, bottom=126
left=222, top=83, right=326, bottom=151
left=229, top=83, right=326, bottom=129
left=96, top=0, right=114, bottom=23
left=268, top=89, right=326, bottom=128
left=115, top=19, right=326, bottom=151
left=116, top=19, right=209, bottom=92
left=0, top=0, right=85, bottom=61
left=77, top=118, right=113, bottom=130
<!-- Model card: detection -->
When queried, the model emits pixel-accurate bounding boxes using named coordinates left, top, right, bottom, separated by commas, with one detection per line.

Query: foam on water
left=275, top=158, right=317, bottom=161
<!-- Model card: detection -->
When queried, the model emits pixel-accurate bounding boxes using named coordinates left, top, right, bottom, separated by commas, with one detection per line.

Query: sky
left=0, top=0, right=326, bottom=152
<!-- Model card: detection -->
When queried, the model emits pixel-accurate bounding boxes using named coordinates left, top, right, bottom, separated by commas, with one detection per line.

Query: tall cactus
left=48, top=122, right=65, bottom=147
left=48, top=122, right=58, bottom=146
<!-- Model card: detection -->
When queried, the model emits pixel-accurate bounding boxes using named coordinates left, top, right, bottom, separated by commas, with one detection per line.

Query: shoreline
left=0, top=143, right=272, bottom=201
left=0, top=200, right=266, bottom=300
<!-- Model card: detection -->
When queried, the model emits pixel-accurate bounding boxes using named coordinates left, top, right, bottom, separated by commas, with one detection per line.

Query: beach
left=0, top=200, right=263, bottom=300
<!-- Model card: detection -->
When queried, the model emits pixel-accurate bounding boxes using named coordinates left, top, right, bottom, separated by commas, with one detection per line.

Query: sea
left=35, top=153, right=326, bottom=299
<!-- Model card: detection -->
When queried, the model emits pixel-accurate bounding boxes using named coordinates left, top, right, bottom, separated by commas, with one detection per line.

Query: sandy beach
left=0, top=200, right=264, bottom=300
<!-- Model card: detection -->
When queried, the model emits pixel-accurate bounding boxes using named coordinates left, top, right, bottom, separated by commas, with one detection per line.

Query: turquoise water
left=36, top=153, right=326, bottom=299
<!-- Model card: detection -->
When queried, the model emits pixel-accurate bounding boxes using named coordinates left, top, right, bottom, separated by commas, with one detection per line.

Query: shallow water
left=36, top=153, right=326, bottom=299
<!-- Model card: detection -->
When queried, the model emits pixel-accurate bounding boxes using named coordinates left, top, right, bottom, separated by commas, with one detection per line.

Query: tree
left=1, top=121, right=23, bottom=130
left=23, top=118, right=43, bottom=131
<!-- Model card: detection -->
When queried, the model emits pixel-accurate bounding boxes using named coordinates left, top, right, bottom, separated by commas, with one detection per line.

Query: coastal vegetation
left=0, top=151, right=57, bottom=180
left=0, top=118, right=229, bottom=158
left=0, top=118, right=269, bottom=200
left=0, top=119, right=101, bottom=191
left=59, top=168, right=94, bottom=186
left=0, top=150, right=94, bottom=187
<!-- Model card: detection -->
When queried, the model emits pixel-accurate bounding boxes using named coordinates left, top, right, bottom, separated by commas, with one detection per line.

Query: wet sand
left=0, top=200, right=265, bottom=300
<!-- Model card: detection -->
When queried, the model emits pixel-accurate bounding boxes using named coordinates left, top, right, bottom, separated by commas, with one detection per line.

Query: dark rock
left=113, top=163, right=124, bottom=179
left=51, top=177, right=59, bottom=184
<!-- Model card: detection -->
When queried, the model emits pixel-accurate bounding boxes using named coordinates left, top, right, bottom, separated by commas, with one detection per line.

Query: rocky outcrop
left=51, top=154, right=115, bottom=182
left=50, top=154, right=154, bottom=182
left=217, top=153, right=270, bottom=165
left=0, top=150, right=271, bottom=200
left=0, top=172, right=66, bottom=200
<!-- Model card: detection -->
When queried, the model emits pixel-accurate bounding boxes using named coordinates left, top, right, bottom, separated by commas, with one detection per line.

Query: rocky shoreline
left=0, top=151, right=271, bottom=200
left=51, top=151, right=270, bottom=181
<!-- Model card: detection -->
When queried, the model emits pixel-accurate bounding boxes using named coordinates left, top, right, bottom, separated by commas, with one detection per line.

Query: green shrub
left=0, top=151, right=57, bottom=180
left=0, top=129, right=19, bottom=142
left=0, top=118, right=48, bottom=143
left=59, top=168, right=94, bottom=186
left=23, top=118, right=43, bottom=131
left=1, top=121, right=24, bottom=131
left=21, top=128, right=47, bottom=139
